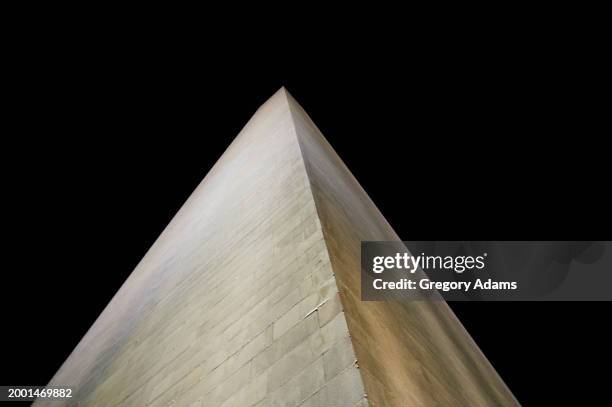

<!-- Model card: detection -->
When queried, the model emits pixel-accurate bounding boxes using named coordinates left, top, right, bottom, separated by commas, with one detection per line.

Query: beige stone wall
left=288, top=93, right=519, bottom=406
left=38, top=88, right=518, bottom=407
left=36, top=89, right=365, bottom=406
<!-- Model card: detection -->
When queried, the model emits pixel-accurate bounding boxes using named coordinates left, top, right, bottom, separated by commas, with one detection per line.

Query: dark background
left=2, top=37, right=610, bottom=405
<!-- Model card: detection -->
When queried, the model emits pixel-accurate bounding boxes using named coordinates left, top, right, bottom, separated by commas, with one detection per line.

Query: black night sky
left=2, top=35, right=610, bottom=406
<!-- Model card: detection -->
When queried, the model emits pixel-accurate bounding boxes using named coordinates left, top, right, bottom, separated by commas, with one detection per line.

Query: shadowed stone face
left=36, top=88, right=517, bottom=407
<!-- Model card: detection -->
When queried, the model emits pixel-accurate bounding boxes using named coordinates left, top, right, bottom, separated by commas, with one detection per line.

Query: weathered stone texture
left=36, top=88, right=517, bottom=406
left=288, top=92, right=519, bottom=406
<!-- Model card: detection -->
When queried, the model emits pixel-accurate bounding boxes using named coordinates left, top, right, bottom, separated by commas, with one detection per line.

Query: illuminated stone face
left=36, top=88, right=517, bottom=407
